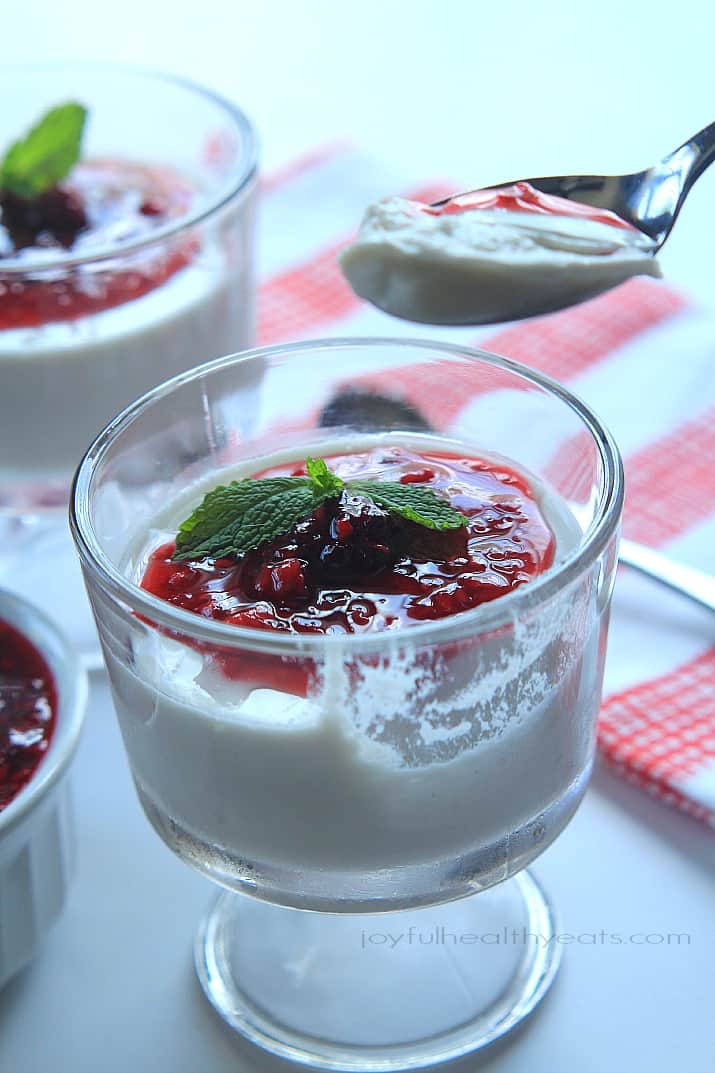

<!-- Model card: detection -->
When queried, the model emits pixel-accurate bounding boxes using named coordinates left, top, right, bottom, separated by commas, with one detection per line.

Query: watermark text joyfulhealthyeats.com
left=360, top=926, right=692, bottom=950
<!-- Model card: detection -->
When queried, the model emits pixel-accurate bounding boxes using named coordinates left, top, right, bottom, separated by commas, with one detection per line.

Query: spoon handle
left=656, top=121, right=715, bottom=246
left=619, top=537, right=715, bottom=614
left=670, top=120, right=715, bottom=195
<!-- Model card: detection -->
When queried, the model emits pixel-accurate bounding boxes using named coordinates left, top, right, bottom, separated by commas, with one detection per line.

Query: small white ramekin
left=0, top=588, right=87, bottom=987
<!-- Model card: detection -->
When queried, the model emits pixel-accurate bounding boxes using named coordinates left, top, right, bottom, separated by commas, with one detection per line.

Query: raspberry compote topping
left=0, top=159, right=195, bottom=329
left=141, top=448, right=556, bottom=637
left=0, top=620, right=57, bottom=811
left=424, top=180, right=638, bottom=232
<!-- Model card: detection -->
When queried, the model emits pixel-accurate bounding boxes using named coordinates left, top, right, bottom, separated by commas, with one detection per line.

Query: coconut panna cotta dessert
left=339, top=182, right=660, bottom=324
left=70, top=334, right=623, bottom=1073
left=0, top=85, right=257, bottom=502
left=90, top=420, right=608, bottom=910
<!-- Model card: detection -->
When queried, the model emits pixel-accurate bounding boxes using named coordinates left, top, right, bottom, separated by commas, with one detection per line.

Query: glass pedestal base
left=195, top=870, right=560, bottom=1071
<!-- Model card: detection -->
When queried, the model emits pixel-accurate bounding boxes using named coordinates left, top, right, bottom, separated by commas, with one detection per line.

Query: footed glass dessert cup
left=70, top=340, right=623, bottom=1071
left=0, top=63, right=258, bottom=665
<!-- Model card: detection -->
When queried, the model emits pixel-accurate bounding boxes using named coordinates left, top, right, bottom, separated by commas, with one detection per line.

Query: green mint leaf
left=173, top=476, right=324, bottom=560
left=0, top=102, right=87, bottom=199
left=306, top=456, right=344, bottom=498
left=349, top=481, right=468, bottom=531
left=231, top=486, right=319, bottom=554
left=174, top=477, right=308, bottom=559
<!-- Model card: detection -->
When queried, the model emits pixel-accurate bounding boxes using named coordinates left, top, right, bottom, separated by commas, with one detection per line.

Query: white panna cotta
left=0, top=248, right=255, bottom=484
left=0, top=159, right=256, bottom=497
left=101, top=439, right=602, bottom=907
left=339, top=183, right=661, bottom=324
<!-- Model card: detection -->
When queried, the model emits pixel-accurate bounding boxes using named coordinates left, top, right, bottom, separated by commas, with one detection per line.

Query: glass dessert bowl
left=0, top=62, right=258, bottom=662
left=70, top=340, right=623, bottom=1070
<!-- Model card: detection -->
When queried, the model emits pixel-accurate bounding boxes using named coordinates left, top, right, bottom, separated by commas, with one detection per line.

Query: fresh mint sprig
left=0, top=102, right=87, bottom=200
left=305, top=456, right=344, bottom=498
left=349, top=480, right=468, bottom=530
left=172, top=457, right=467, bottom=561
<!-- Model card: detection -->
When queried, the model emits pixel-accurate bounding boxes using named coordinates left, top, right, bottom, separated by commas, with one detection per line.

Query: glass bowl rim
left=0, top=60, right=258, bottom=275
left=0, top=588, right=88, bottom=837
left=70, top=337, right=624, bottom=656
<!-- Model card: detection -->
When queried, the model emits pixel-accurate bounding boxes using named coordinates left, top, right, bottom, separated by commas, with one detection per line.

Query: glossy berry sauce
left=0, top=159, right=195, bottom=329
left=140, top=448, right=556, bottom=638
left=423, top=180, right=637, bottom=233
left=0, top=620, right=57, bottom=811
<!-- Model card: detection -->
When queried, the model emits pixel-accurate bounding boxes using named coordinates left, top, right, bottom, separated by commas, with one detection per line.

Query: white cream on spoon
left=339, top=182, right=660, bottom=325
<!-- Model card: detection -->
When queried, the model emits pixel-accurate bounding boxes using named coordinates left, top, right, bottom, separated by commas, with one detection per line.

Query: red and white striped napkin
left=258, top=145, right=715, bottom=825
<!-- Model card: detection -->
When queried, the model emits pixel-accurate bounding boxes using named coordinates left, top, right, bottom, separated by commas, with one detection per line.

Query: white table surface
left=2, top=3, right=715, bottom=1072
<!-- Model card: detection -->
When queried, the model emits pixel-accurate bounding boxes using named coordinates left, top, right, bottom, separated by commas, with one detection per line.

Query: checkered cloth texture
left=259, top=145, right=715, bottom=825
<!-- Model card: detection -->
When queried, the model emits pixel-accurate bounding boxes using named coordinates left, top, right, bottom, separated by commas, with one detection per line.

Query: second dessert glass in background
left=0, top=63, right=258, bottom=662
left=71, top=339, right=623, bottom=1071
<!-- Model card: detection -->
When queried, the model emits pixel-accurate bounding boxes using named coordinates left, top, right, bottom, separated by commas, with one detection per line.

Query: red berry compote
left=142, top=447, right=556, bottom=637
left=0, top=159, right=195, bottom=329
left=0, top=619, right=57, bottom=811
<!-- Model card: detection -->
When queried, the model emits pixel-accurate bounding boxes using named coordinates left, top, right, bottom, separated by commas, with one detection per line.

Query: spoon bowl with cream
left=340, top=121, right=715, bottom=324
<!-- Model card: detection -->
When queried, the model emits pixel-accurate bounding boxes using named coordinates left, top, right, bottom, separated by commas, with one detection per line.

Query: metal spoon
left=435, top=120, right=715, bottom=251
left=618, top=538, right=715, bottom=614
left=320, top=389, right=715, bottom=615
left=342, top=124, right=715, bottom=325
